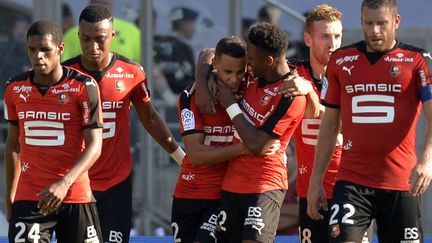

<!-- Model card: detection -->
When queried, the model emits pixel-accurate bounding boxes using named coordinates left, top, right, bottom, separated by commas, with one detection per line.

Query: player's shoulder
left=62, top=55, right=81, bottom=67
left=398, top=42, right=428, bottom=54
left=64, top=66, right=95, bottom=86
left=114, top=53, right=144, bottom=72
left=5, top=71, right=32, bottom=88
left=287, top=58, right=310, bottom=67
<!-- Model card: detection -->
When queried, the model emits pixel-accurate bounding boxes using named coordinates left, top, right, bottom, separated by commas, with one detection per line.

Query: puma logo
left=19, top=93, right=30, bottom=102
left=423, top=52, right=432, bottom=60
left=342, top=66, right=354, bottom=75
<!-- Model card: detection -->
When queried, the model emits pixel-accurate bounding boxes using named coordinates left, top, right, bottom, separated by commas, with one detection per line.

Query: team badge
left=330, top=224, right=340, bottom=238
left=390, top=65, right=401, bottom=77
left=115, top=80, right=125, bottom=92
left=260, top=94, right=271, bottom=105
left=58, top=93, right=69, bottom=104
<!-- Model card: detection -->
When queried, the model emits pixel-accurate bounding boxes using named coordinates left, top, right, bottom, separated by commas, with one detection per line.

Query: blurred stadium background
left=0, top=0, right=432, bottom=240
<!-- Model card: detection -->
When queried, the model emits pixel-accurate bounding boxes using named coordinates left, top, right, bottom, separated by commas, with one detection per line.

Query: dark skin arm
left=216, top=81, right=279, bottom=156
left=195, top=48, right=216, bottom=115
left=4, top=123, right=21, bottom=221
left=38, top=127, right=103, bottom=215
left=134, top=101, right=180, bottom=154
left=183, top=133, right=248, bottom=167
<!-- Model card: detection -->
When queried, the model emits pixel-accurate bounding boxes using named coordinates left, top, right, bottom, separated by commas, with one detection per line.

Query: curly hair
left=247, top=22, right=288, bottom=57
left=215, top=36, right=246, bottom=59
left=79, top=4, right=113, bottom=24
left=305, top=4, right=343, bottom=33
left=361, top=0, right=398, bottom=15
left=27, top=20, right=62, bottom=45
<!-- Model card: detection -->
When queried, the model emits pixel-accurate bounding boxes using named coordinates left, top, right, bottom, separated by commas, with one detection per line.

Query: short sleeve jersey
left=222, top=69, right=306, bottom=193
left=322, top=41, right=432, bottom=190
left=63, top=53, right=151, bottom=191
left=291, top=60, right=342, bottom=199
left=174, top=87, right=231, bottom=199
left=3, top=67, right=103, bottom=203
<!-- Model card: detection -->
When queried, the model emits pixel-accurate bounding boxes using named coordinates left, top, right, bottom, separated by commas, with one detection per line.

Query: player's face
left=305, top=20, right=342, bottom=66
left=213, top=53, right=246, bottom=92
left=78, top=18, right=114, bottom=64
left=361, top=5, right=400, bottom=52
left=246, top=43, right=268, bottom=79
left=27, top=34, right=63, bottom=75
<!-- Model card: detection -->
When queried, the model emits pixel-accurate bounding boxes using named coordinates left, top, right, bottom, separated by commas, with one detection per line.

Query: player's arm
left=4, top=123, right=21, bottom=221
left=277, top=76, right=321, bottom=118
left=307, top=107, right=340, bottom=220
left=183, top=133, right=248, bottom=167
left=37, top=127, right=103, bottom=215
left=195, top=48, right=216, bottom=115
left=216, top=81, right=283, bottom=157
left=409, top=99, right=432, bottom=196
left=134, top=101, right=185, bottom=164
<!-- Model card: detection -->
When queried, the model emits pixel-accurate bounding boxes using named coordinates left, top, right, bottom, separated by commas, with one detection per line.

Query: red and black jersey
left=63, top=53, right=151, bottom=191
left=223, top=69, right=306, bottom=194
left=290, top=60, right=342, bottom=199
left=322, top=41, right=432, bottom=190
left=175, top=87, right=231, bottom=199
left=4, top=67, right=103, bottom=203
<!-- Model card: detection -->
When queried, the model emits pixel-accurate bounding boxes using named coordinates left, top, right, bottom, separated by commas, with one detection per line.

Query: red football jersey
left=64, top=54, right=151, bottom=191
left=222, top=69, right=306, bottom=193
left=174, top=88, right=231, bottom=199
left=4, top=67, right=103, bottom=203
left=322, top=41, right=432, bottom=190
left=291, top=60, right=342, bottom=199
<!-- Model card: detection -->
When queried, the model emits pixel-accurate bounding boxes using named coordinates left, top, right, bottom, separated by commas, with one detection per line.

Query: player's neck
left=81, top=52, right=113, bottom=71
left=309, top=56, right=326, bottom=80
left=33, top=64, right=63, bottom=86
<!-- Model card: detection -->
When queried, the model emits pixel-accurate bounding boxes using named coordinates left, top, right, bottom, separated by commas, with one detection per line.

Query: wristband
left=226, top=103, right=243, bottom=120
left=170, top=146, right=186, bottom=165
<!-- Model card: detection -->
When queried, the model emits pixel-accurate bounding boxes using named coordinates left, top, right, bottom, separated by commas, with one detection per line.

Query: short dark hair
left=79, top=4, right=113, bottom=24
left=247, top=22, right=288, bottom=57
left=215, top=36, right=246, bottom=59
left=361, top=0, right=398, bottom=15
left=27, top=20, right=62, bottom=45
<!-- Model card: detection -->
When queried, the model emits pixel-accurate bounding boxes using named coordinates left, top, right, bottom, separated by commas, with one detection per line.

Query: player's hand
left=264, top=139, right=281, bottom=156
left=409, top=160, right=432, bottom=196
left=216, top=80, right=236, bottom=108
left=37, top=178, right=70, bottom=215
left=277, top=74, right=313, bottom=97
left=307, top=182, right=328, bottom=220
left=195, top=77, right=216, bottom=115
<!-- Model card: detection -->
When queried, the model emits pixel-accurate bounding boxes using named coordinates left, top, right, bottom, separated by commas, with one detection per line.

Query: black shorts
left=171, top=197, right=223, bottom=243
left=220, top=190, right=285, bottom=243
left=93, top=175, right=132, bottom=243
left=330, top=181, right=423, bottom=243
left=299, top=197, right=331, bottom=243
left=299, top=197, right=373, bottom=243
left=9, top=201, right=102, bottom=243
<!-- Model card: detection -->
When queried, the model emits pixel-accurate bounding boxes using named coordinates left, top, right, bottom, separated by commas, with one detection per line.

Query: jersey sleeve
left=130, top=65, right=151, bottom=104
left=178, top=90, right=204, bottom=136
left=416, top=50, right=432, bottom=88
left=260, top=95, right=306, bottom=137
left=3, top=79, right=18, bottom=122
left=321, top=53, right=341, bottom=108
left=80, top=78, right=103, bottom=128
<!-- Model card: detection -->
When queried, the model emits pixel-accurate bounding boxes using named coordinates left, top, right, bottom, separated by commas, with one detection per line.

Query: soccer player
left=291, top=5, right=344, bottom=243
left=308, top=0, right=432, bottom=242
left=172, top=36, right=259, bottom=243
left=4, top=20, right=103, bottom=242
left=63, top=5, right=184, bottom=243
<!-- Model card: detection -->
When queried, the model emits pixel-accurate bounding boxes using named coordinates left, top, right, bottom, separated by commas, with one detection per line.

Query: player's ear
left=111, top=29, right=116, bottom=38
left=58, top=42, right=65, bottom=55
left=265, top=55, right=274, bottom=67
left=211, top=57, right=218, bottom=69
left=304, top=31, right=312, bottom=48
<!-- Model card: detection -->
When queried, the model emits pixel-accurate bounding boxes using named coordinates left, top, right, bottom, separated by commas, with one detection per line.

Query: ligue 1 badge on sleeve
left=115, top=80, right=125, bottom=92
left=58, top=93, right=69, bottom=104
